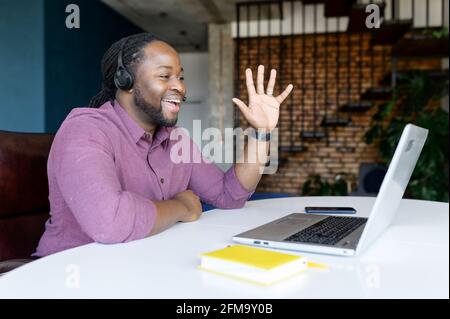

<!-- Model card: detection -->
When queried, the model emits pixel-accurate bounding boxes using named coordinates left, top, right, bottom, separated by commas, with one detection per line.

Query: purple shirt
left=34, top=100, right=254, bottom=257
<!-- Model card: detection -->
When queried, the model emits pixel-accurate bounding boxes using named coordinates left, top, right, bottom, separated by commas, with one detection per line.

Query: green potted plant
left=365, top=71, right=449, bottom=202
left=301, top=173, right=352, bottom=196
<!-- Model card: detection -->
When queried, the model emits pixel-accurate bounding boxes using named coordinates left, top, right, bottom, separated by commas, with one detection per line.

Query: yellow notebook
left=198, top=245, right=309, bottom=286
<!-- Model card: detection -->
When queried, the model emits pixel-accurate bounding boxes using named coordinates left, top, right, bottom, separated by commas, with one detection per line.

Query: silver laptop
left=233, top=124, right=428, bottom=256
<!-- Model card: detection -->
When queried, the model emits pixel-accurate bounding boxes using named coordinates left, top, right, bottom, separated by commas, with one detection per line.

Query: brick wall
left=234, top=32, right=441, bottom=194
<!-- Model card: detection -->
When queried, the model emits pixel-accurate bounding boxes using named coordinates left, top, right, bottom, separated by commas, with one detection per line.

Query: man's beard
left=133, top=86, right=178, bottom=127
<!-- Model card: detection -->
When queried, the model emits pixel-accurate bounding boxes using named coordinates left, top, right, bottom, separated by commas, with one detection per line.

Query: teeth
left=162, top=99, right=181, bottom=103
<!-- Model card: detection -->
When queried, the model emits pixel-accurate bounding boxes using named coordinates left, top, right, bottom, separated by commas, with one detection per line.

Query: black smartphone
left=304, top=206, right=357, bottom=214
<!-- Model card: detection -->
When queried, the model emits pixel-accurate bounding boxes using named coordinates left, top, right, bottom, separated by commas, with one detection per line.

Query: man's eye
left=179, top=76, right=185, bottom=81
left=159, top=75, right=170, bottom=79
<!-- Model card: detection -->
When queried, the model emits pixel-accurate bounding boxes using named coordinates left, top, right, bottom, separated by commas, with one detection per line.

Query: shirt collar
left=112, top=99, right=172, bottom=148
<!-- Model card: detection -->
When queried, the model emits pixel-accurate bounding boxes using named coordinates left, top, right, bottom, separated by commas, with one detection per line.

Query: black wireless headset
left=114, top=37, right=134, bottom=91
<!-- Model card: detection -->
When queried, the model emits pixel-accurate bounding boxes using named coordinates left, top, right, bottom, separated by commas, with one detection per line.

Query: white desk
left=0, top=197, right=448, bottom=299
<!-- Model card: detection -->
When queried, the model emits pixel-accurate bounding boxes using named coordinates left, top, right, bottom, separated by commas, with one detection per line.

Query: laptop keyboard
left=284, top=216, right=367, bottom=246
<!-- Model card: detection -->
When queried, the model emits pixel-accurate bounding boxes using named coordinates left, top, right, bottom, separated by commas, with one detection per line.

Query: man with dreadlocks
left=34, top=33, right=293, bottom=257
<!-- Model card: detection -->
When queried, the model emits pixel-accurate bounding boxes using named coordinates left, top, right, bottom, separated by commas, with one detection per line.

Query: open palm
left=232, top=65, right=293, bottom=131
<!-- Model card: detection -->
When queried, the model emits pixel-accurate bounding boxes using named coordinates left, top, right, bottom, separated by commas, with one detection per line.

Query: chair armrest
left=0, top=259, right=34, bottom=275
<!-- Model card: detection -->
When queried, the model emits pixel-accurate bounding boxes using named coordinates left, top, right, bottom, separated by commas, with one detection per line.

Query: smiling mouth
left=161, top=98, right=182, bottom=113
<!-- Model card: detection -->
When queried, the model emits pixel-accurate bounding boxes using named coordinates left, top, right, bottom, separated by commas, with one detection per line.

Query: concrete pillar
left=208, top=23, right=234, bottom=171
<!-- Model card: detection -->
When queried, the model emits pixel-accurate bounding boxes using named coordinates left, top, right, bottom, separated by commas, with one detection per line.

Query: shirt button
left=160, top=177, right=164, bottom=184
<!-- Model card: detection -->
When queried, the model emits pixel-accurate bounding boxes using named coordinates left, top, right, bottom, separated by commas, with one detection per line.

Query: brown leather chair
left=0, top=130, right=54, bottom=274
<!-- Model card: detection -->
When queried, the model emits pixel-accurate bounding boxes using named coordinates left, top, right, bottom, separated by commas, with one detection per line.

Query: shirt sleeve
left=187, top=139, right=255, bottom=209
left=52, top=116, right=156, bottom=244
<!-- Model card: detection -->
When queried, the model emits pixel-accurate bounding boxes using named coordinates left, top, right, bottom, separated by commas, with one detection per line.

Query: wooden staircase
left=317, top=0, right=448, bottom=132
left=251, top=0, right=449, bottom=154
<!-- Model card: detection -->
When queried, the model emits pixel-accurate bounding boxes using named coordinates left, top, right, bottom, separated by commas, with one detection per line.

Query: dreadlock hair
left=89, top=33, right=159, bottom=108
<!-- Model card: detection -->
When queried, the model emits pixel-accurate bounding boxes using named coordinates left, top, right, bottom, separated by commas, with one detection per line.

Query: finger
left=266, top=69, right=276, bottom=95
left=276, top=84, right=294, bottom=104
left=245, top=69, right=256, bottom=95
left=256, top=65, right=265, bottom=94
left=232, top=98, right=251, bottom=118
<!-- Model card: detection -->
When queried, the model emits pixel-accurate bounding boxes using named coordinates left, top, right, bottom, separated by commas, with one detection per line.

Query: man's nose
left=170, top=78, right=185, bottom=95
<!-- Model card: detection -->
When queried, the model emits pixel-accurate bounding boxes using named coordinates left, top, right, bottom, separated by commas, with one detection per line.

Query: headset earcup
left=114, top=67, right=134, bottom=91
